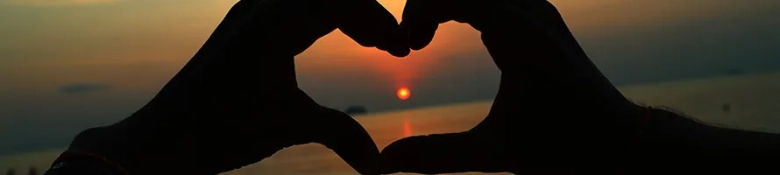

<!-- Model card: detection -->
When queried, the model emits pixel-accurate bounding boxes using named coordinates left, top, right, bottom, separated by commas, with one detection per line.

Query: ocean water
left=2, top=71, right=779, bottom=174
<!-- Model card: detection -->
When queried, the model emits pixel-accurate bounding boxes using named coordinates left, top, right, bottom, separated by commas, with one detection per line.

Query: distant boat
left=344, top=105, right=368, bottom=116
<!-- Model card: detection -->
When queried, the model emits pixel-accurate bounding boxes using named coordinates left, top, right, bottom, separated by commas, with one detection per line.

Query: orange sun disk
left=397, top=88, right=410, bottom=100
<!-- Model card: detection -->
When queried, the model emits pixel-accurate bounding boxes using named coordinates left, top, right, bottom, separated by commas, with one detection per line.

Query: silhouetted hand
left=61, top=0, right=408, bottom=174
left=382, top=0, right=646, bottom=174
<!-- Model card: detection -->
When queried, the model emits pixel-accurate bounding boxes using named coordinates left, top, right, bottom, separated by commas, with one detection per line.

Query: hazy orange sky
left=1, top=0, right=780, bottom=156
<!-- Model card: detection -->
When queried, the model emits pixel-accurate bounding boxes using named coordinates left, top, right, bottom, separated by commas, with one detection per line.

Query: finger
left=478, top=3, right=575, bottom=74
left=381, top=132, right=515, bottom=174
left=400, top=0, right=453, bottom=50
left=402, top=0, right=497, bottom=50
left=399, top=20, right=437, bottom=51
left=332, top=0, right=410, bottom=57
left=229, top=0, right=339, bottom=57
left=309, top=107, right=383, bottom=175
left=210, top=0, right=263, bottom=38
left=192, top=0, right=264, bottom=59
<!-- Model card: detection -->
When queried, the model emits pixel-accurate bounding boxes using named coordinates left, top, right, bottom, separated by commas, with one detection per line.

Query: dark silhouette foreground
left=43, top=0, right=780, bottom=175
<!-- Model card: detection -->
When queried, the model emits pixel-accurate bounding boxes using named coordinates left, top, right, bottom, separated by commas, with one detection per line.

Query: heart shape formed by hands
left=212, top=0, right=641, bottom=174
left=68, top=0, right=648, bottom=174
left=380, top=0, right=647, bottom=174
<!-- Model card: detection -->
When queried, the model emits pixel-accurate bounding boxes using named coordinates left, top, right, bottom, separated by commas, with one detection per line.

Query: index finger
left=329, top=0, right=410, bottom=57
left=401, top=0, right=493, bottom=50
left=191, top=0, right=263, bottom=60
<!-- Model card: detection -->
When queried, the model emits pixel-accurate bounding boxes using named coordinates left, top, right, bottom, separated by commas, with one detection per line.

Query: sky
left=1, top=0, right=780, bottom=156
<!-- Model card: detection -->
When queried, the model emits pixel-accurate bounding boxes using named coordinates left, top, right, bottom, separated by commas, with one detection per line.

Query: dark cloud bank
left=58, top=83, right=109, bottom=94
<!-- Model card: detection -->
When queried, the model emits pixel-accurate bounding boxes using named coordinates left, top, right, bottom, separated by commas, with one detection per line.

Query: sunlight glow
left=403, top=118, right=413, bottom=137
left=397, top=87, right=410, bottom=100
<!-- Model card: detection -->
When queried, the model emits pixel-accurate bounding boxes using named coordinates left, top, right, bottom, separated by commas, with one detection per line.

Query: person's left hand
left=60, top=0, right=409, bottom=174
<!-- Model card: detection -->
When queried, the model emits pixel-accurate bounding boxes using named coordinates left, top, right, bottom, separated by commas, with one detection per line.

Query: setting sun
left=397, top=87, right=410, bottom=100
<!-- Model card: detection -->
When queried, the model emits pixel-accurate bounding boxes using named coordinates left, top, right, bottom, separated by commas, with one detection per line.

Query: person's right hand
left=382, top=0, right=647, bottom=174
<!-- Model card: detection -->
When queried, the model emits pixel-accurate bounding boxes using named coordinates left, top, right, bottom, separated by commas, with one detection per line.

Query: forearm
left=515, top=2, right=780, bottom=162
left=637, top=107, right=780, bottom=173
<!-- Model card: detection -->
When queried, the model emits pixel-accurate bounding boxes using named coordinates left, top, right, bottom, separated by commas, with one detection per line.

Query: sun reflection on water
left=403, top=117, right=413, bottom=137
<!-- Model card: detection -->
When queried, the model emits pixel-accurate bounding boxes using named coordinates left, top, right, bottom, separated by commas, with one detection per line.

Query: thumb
left=308, top=107, right=382, bottom=175
left=381, top=132, right=516, bottom=174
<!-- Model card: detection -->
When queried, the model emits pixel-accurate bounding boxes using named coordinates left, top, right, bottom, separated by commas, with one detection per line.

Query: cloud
left=2, top=0, right=120, bottom=6
left=58, top=83, right=109, bottom=94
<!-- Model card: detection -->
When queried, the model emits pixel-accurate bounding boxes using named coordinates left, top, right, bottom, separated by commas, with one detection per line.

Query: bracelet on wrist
left=47, top=150, right=129, bottom=175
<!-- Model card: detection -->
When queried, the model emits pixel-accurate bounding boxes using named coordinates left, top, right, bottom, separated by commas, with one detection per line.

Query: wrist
left=631, top=106, right=709, bottom=169
left=66, top=120, right=185, bottom=174
left=67, top=127, right=140, bottom=174
left=48, top=150, right=129, bottom=175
